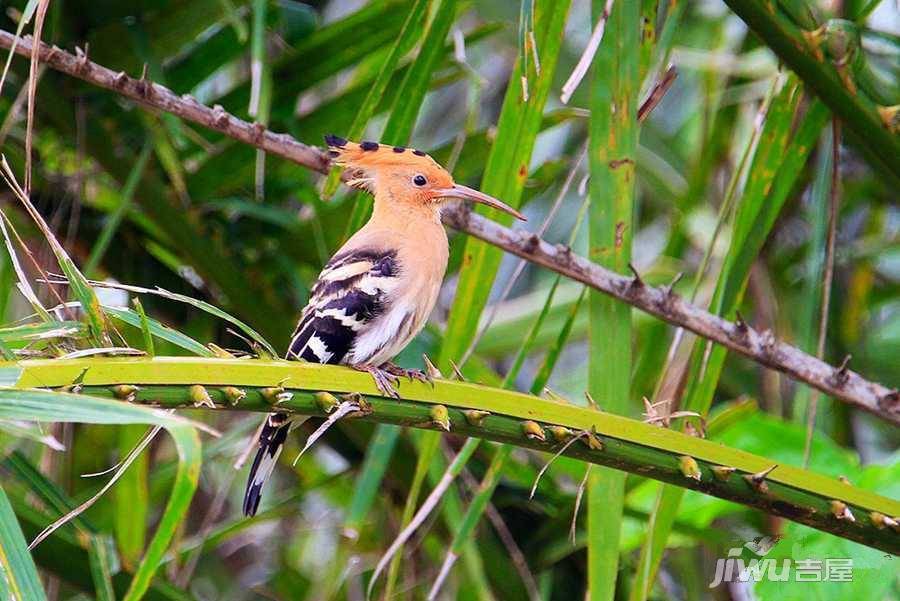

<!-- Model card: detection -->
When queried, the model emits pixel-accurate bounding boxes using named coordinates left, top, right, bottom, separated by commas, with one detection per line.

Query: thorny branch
left=0, top=30, right=896, bottom=425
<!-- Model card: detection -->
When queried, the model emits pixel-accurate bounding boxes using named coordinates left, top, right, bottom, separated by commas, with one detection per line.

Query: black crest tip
left=324, top=134, right=347, bottom=148
left=412, top=149, right=426, bottom=156
left=393, top=146, right=406, bottom=153
left=360, top=141, right=380, bottom=151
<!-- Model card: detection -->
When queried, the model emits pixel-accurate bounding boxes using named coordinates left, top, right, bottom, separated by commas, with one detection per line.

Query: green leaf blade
left=0, top=484, right=47, bottom=601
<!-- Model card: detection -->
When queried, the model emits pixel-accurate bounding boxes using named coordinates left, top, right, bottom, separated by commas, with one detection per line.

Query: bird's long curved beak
left=436, top=184, right=527, bottom=221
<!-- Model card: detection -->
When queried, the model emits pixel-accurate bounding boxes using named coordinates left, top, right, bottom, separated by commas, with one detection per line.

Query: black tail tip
left=324, top=134, right=347, bottom=148
left=243, top=483, right=262, bottom=517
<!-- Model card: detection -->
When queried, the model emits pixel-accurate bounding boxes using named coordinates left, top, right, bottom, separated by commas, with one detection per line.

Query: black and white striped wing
left=286, top=247, right=398, bottom=364
left=246, top=248, right=398, bottom=516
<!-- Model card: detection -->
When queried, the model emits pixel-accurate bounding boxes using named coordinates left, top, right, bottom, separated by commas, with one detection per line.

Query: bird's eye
left=413, top=174, right=427, bottom=187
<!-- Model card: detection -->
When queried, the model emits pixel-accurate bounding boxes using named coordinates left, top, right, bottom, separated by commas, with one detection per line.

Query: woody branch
left=0, top=30, right=896, bottom=425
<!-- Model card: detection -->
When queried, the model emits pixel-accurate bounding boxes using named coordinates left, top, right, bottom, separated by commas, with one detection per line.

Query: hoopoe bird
left=243, top=135, right=525, bottom=516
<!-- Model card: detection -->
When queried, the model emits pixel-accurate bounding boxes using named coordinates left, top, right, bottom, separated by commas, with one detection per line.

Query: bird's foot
left=353, top=364, right=400, bottom=399
left=382, top=362, right=432, bottom=386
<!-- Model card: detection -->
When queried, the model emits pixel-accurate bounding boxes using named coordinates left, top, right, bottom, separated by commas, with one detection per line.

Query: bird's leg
left=381, top=361, right=432, bottom=385
left=352, top=364, right=401, bottom=399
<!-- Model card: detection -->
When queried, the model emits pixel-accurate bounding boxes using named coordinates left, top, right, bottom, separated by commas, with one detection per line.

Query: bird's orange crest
left=324, top=134, right=526, bottom=221
left=325, top=134, right=451, bottom=196
left=325, top=135, right=440, bottom=170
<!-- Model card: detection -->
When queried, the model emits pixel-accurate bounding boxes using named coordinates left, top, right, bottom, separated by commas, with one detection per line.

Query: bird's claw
left=383, top=362, right=433, bottom=386
left=354, top=364, right=400, bottom=398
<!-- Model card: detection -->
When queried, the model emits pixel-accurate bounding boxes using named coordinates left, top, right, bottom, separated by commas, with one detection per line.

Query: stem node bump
left=830, top=500, right=855, bottom=522
left=111, top=384, right=140, bottom=402
left=313, top=391, right=339, bottom=413
left=430, top=405, right=451, bottom=431
left=222, top=386, right=246, bottom=406
left=679, top=456, right=702, bottom=481
left=712, top=465, right=736, bottom=481
left=521, top=420, right=546, bottom=442
left=869, top=512, right=898, bottom=531
left=463, top=410, right=490, bottom=426
left=261, top=386, right=293, bottom=405
left=548, top=425, right=573, bottom=443
left=189, top=384, right=214, bottom=408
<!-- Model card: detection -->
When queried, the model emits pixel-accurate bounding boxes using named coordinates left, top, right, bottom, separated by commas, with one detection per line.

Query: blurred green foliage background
left=0, top=0, right=898, bottom=599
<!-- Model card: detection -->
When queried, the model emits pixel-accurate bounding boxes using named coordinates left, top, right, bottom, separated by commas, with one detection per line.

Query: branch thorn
left=211, top=104, right=229, bottom=128
left=448, top=359, right=466, bottom=382
left=665, top=271, right=683, bottom=296
left=138, top=63, right=152, bottom=98
left=422, top=353, right=443, bottom=381
left=744, top=464, right=777, bottom=494
left=878, top=390, right=899, bottom=414
left=734, top=311, right=749, bottom=334
left=759, top=329, right=777, bottom=357
left=75, top=43, right=90, bottom=73
left=831, top=354, right=851, bottom=387
left=555, top=242, right=573, bottom=259
left=252, top=121, right=266, bottom=144
left=627, top=263, right=644, bottom=289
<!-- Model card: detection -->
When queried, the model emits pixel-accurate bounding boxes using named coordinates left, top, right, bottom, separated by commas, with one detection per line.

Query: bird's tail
left=243, top=412, right=293, bottom=517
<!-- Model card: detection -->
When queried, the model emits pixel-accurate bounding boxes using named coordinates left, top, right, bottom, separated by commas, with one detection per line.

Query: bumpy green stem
left=3, top=357, right=897, bottom=554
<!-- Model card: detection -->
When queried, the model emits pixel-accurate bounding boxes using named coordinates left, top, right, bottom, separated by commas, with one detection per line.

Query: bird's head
left=325, top=135, right=525, bottom=221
